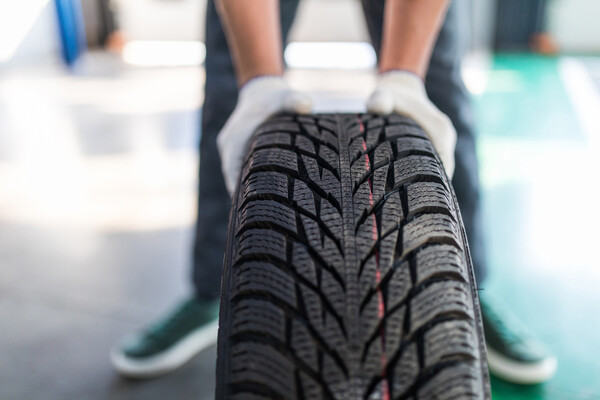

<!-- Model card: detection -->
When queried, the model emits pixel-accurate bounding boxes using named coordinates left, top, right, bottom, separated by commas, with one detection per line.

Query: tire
left=216, top=113, right=490, bottom=399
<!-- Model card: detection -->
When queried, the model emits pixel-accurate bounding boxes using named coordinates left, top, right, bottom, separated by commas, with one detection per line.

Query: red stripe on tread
left=359, top=117, right=390, bottom=400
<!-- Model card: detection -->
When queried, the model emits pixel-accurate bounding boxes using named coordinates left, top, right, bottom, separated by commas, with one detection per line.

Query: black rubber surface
left=216, top=114, right=490, bottom=399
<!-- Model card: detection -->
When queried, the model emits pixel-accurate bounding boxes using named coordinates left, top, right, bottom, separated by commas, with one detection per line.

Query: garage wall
left=116, top=0, right=496, bottom=50
left=0, top=0, right=60, bottom=65
left=548, top=0, right=600, bottom=52
left=288, top=0, right=369, bottom=42
left=470, top=0, right=496, bottom=51
left=118, top=0, right=206, bottom=41
left=116, top=0, right=368, bottom=43
left=115, top=0, right=600, bottom=53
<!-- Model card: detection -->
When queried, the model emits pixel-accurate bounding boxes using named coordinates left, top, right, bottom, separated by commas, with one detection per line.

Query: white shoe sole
left=487, top=347, right=557, bottom=384
left=111, top=319, right=219, bottom=379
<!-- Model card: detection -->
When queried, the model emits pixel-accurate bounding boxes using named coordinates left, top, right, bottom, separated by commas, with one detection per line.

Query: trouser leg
left=193, top=0, right=301, bottom=299
left=361, top=0, right=487, bottom=284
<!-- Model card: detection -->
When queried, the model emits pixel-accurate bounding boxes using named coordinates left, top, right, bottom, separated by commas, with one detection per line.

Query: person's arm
left=216, top=0, right=449, bottom=84
left=214, top=0, right=312, bottom=196
left=368, top=0, right=456, bottom=177
left=216, top=0, right=283, bottom=86
left=379, top=0, right=450, bottom=79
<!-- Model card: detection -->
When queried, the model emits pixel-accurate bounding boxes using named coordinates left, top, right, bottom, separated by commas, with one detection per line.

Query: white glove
left=367, top=70, right=457, bottom=178
left=217, top=76, right=312, bottom=196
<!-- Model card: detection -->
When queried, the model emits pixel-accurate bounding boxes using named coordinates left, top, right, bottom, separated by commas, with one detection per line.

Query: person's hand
left=217, top=76, right=312, bottom=196
left=367, top=70, right=457, bottom=178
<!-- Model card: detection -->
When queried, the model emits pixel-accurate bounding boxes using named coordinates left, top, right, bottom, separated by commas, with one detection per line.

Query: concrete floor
left=1, top=52, right=600, bottom=399
left=0, top=55, right=217, bottom=399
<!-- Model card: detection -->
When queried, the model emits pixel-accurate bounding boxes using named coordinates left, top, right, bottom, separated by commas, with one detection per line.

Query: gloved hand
left=367, top=70, right=457, bottom=178
left=217, top=76, right=312, bottom=196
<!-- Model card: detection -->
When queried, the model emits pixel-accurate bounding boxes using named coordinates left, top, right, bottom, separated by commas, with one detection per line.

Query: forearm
left=379, top=0, right=450, bottom=79
left=216, top=0, right=283, bottom=86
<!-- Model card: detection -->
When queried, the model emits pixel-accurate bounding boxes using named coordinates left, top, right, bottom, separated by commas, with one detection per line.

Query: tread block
left=298, top=371, right=324, bottom=400
left=319, top=145, right=339, bottom=169
left=229, top=342, right=296, bottom=399
left=393, top=155, right=445, bottom=187
left=359, top=289, right=383, bottom=344
left=295, top=133, right=317, bottom=155
left=407, top=181, right=456, bottom=219
left=293, top=179, right=318, bottom=216
left=245, top=147, right=298, bottom=177
left=242, top=171, right=289, bottom=203
left=385, top=261, right=411, bottom=311
left=415, top=244, right=467, bottom=285
left=410, top=280, right=474, bottom=334
left=291, top=319, right=319, bottom=371
left=322, top=353, right=347, bottom=395
left=317, top=119, right=338, bottom=133
left=379, top=194, right=404, bottom=237
left=417, top=363, right=482, bottom=399
left=366, top=116, right=385, bottom=130
left=424, top=320, right=478, bottom=368
left=255, top=121, right=300, bottom=135
left=238, top=200, right=297, bottom=234
left=299, top=215, right=344, bottom=268
left=231, top=298, right=286, bottom=341
left=394, top=136, right=436, bottom=155
left=232, top=261, right=296, bottom=308
left=383, top=302, right=406, bottom=360
left=319, top=198, right=344, bottom=238
left=358, top=255, right=378, bottom=301
left=389, top=342, right=419, bottom=398
left=376, top=230, right=400, bottom=278
left=251, top=131, right=292, bottom=151
left=403, top=214, right=461, bottom=254
left=302, top=123, right=339, bottom=150
left=365, top=124, right=383, bottom=149
left=237, top=228, right=287, bottom=260
left=292, top=243, right=317, bottom=286
left=229, top=393, right=271, bottom=400
left=352, top=181, right=375, bottom=224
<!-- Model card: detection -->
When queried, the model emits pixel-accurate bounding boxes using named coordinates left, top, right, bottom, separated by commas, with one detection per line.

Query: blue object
left=54, top=0, right=87, bottom=65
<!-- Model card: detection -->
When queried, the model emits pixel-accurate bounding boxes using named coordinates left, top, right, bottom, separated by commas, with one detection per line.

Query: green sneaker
left=111, top=297, right=219, bottom=378
left=480, top=295, right=557, bottom=384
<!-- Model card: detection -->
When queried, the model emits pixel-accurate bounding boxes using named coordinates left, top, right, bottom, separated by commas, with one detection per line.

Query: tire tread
left=217, top=114, right=489, bottom=399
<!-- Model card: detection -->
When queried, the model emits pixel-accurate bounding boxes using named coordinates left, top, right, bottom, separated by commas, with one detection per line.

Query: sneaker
left=480, top=295, right=557, bottom=384
left=111, top=297, right=219, bottom=378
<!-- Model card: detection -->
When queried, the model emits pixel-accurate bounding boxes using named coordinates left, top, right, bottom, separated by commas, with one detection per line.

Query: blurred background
left=1, top=0, right=599, bottom=399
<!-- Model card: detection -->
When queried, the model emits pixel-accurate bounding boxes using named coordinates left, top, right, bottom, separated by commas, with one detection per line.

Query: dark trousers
left=193, top=0, right=486, bottom=300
